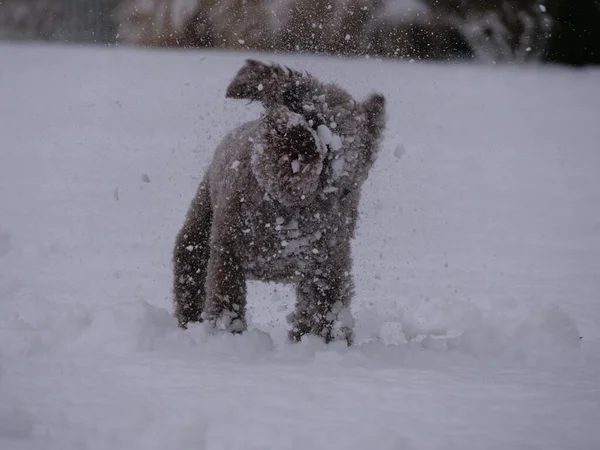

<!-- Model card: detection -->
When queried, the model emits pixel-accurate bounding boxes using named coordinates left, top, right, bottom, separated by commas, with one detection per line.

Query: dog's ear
left=225, top=59, right=273, bottom=101
left=226, top=59, right=307, bottom=108
left=362, top=93, right=386, bottom=138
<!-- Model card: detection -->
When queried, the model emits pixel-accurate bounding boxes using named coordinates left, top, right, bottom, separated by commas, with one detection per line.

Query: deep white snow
left=1, top=43, right=599, bottom=450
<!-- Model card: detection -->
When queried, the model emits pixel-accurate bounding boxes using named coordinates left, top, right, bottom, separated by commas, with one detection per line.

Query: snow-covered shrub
left=2, top=0, right=595, bottom=65
left=113, top=0, right=473, bottom=59
left=366, top=15, right=473, bottom=59
left=0, top=0, right=118, bottom=42
left=0, top=0, right=66, bottom=40
left=113, top=0, right=276, bottom=49
left=113, top=0, right=205, bottom=46
left=424, top=0, right=556, bottom=62
left=271, top=0, right=383, bottom=55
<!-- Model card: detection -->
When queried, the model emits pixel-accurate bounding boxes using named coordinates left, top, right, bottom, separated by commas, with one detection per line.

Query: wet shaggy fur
left=172, top=59, right=386, bottom=345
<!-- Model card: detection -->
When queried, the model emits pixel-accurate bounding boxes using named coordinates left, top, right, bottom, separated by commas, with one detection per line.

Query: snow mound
left=0, top=394, right=36, bottom=440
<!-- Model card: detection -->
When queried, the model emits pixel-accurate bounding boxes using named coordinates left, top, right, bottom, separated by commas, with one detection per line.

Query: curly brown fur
left=173, top=59, right=386, bottom=345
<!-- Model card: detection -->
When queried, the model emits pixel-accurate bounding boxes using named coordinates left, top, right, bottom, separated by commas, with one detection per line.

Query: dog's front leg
left=203, top=234, right=247, bottom=334
left=288, top=253, right=355, bottom=345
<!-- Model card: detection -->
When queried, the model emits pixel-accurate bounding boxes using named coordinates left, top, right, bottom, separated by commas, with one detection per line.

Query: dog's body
left=172, top=60, right=386, bottom=344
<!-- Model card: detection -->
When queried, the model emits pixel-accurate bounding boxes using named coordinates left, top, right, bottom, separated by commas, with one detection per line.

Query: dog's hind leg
left=172, top=179, right=213, bottom=328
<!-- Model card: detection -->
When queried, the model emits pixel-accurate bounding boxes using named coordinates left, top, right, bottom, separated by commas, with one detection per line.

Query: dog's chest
left=239, top=201, right=343, bottom=280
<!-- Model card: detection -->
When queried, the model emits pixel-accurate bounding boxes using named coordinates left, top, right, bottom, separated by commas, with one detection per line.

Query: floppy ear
left=362, top=93, right=386, bottom=138
left=225, top=59, right=274, bottom=101
left=225, top=59, right=308, bottom=108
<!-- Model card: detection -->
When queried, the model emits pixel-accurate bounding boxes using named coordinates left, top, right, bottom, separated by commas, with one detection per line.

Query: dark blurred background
left=0, top=0, right=598, bottom=65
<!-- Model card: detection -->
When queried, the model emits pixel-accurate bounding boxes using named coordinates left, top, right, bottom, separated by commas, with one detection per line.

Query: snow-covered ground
left=1, top=43, right=599, bottom=449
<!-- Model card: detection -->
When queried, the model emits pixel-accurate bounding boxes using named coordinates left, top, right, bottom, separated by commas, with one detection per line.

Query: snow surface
left=1, top=42, right=600, bottom=449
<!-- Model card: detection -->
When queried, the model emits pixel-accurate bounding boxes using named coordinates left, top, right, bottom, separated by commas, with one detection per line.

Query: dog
left=172, top=59, right=386, bottom=345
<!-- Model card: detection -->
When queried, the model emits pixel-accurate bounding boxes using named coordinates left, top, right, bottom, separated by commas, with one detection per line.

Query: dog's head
left=227, top=59, right=386, bottom=199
